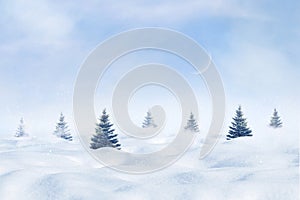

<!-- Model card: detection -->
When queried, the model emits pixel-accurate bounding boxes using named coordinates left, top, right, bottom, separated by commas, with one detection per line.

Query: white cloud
left=79, top=0, right=263, bottom=23
left=1, top=0, right=74, bottom=47
left=222, top=43, right=292, bottom=90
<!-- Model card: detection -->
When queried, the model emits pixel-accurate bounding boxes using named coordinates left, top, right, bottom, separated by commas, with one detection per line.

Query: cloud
left=81, top=0, right=262, bottom=23
left=221, top=43, right=295, bottom=93
left=0, top=0, right=74, bottom=48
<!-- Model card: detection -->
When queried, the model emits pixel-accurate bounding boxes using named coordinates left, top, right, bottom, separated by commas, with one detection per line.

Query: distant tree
left=227, top=106, right=252, bottom=140
left=142, top=111, right=157, bottom=128
left=184, top=112, right=199, bottom=133
left=90, top=109, right=121, bottom=150
left=269, top=109, right=282, bottom=128
left=53, top=113, right=72, bottom=141
left=15, top=118, right=28, bottom=137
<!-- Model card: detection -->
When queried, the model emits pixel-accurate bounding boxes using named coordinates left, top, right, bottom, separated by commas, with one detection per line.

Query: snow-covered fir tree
left=269, top=108, right=282, bottom=128
left=53, top=113, right=72, bottom=141
left=90, top=127, right=113, bottom=149
left=15, top=118, right=28, bottom=137
left=227, top=106, right=252, bottom=140
left=184, top=112, right=199, bottom=133
left=90, top=109, right=121, bottom=150
left=142, top=111, right=157, bottom=128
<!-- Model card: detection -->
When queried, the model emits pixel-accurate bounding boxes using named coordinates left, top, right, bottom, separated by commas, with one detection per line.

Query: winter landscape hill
left=0, top=127, right=298, bottom=200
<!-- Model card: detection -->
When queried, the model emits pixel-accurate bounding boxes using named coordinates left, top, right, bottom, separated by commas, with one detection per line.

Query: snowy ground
left=0, top=128, right=298, bottom=200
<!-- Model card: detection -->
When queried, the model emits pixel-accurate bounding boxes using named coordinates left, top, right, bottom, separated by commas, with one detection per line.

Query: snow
left=0, top=127, right=298, bottom=200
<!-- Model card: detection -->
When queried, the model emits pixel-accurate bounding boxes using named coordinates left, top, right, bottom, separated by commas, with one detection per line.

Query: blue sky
left=0, top=0, right=299, bottom=136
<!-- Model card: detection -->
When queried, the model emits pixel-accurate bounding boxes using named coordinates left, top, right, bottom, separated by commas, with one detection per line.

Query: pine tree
left=90, top=126, right=113, bottom=149
left=227, top=106, right=252, bottom=140
left=53, top=113, right=72, bottom=141
left=184, top=112, right=199, bottom=132
left=90, top=109, right=121, bottom=150
left=15, top=118, right=28, bottom=137
left=142, top=111, right=157, bottom=128
left=269, top=108, right=282, bottom=128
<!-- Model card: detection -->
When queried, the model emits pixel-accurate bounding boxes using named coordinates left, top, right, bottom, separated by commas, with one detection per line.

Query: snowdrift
left=0, top=127, right=298, bottom=200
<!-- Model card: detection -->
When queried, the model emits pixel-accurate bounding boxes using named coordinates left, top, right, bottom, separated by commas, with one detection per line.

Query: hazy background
left=0, top=0, right=299, bottom=141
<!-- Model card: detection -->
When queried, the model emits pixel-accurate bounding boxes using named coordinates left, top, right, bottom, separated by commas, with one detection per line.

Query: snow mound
left=0, top=127, right=298, bottom=200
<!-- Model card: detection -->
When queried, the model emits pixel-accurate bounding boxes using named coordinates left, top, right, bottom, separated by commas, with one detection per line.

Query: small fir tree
left=184, top=112, right=199, bottom=133
left=15, top=118, right=28, bottom=137
left=269, top=109, right=282, bottom=128
left=53, top=113, right=72, bottom=141
left=90, top=127, right=113, bottom=149
left=142, top=111, right=157, bottom=128
left=90, top=109, right=121, bottom=150
left=227, top=106, right=252, bottom=140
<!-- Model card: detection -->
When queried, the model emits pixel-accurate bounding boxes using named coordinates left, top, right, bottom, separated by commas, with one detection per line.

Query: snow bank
left=0, top=127, right=298, bottom=200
